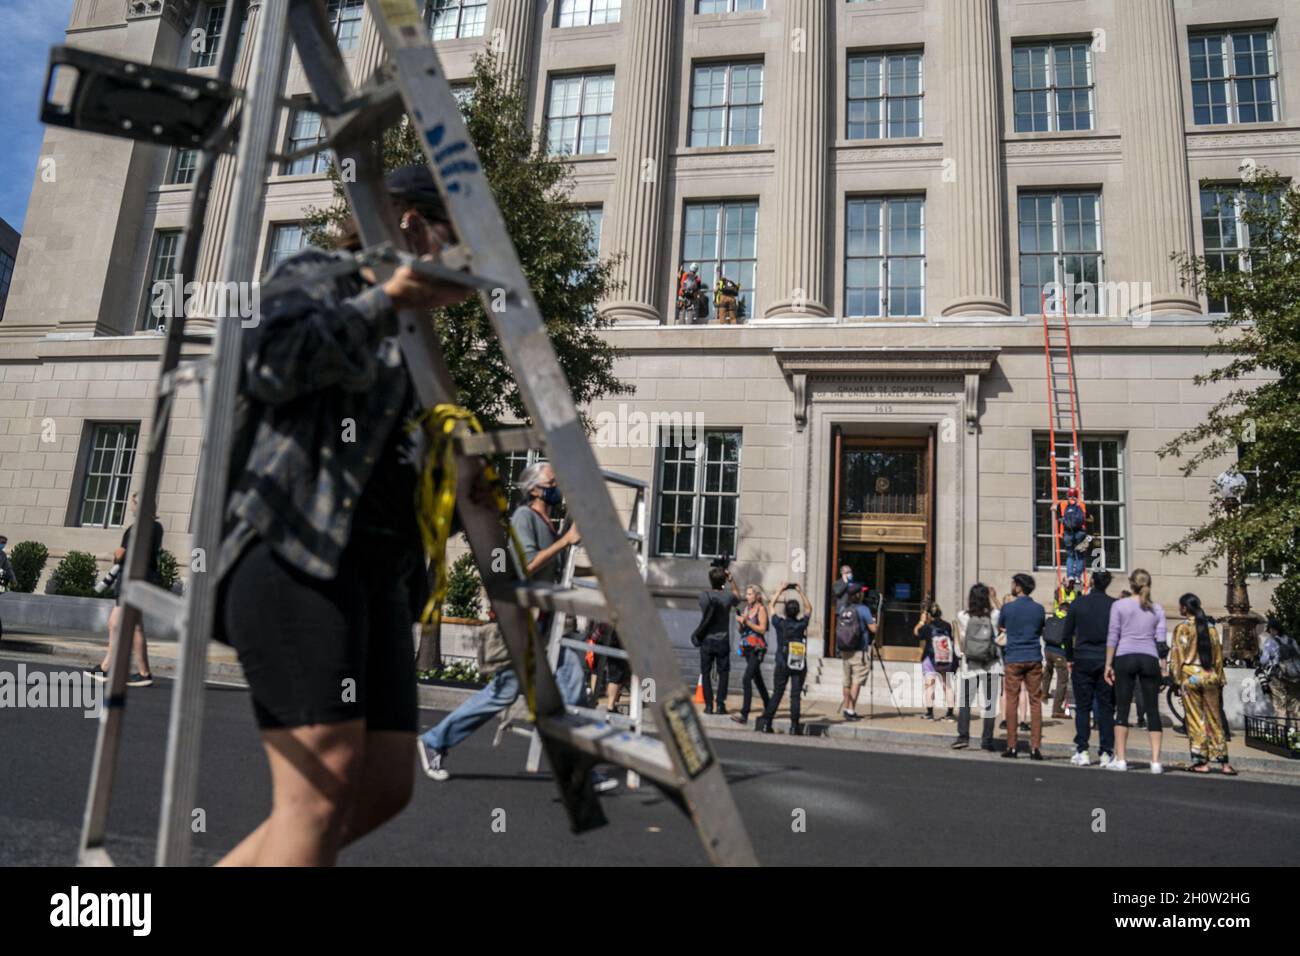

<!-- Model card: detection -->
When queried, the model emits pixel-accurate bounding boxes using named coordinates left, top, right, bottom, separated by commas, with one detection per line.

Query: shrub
left=157, top=548, right=180, bottom=591
left=9, top=541, right=48, bottom=593
left=444, top=551, right=483, bottom=620
left=50, top=550, right=102, bottom=598
left=1271, top=575, right=1300, bottom=642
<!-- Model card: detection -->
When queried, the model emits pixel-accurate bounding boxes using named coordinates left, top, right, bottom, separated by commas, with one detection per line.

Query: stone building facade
left=0, top=1, right=1291, bottom=654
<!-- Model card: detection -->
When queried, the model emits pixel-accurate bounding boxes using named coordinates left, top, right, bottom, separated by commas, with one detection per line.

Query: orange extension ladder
left=1040, top=292, right=1088, bottom=595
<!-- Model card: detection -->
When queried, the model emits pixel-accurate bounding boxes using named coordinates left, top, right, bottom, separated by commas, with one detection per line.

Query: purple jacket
left=1106, top=597, right=1168, bottom=658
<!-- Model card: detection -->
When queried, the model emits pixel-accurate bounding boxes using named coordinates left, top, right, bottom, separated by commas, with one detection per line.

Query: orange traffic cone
left=694, top=675, right=705, bottom=705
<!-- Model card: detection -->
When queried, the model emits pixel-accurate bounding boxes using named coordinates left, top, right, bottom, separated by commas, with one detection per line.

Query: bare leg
left=132, top=623, right=151, bottom=676
left=217, top=720, right=365, bottom=867
left=338, top=731, right=414, bottom=848
left=99, top=606, right=121, bottom=672
left=1149, top=730, right=1162, bottom=765
left=1115, top=724, right=1129, bottom=764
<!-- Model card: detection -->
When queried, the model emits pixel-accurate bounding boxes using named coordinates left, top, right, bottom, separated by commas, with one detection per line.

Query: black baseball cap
left=384, top=165, right=450, bottom=225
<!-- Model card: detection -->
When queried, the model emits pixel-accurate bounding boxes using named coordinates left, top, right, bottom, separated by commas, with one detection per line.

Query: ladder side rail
left=1040, top=294, right=1065, bottom=589
left=287, top=0, right=605, bottom=833
left=365, top=4, right=755, bottom=863
left=1059, top=297, right=1089, bottom=589
left=78, top=0, right=252, bottom=867
left=155, top=0, right=294, bottom=866
left=525, top=542, right=580, bottom=772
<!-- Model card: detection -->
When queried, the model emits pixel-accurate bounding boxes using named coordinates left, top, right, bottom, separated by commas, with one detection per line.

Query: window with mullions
left=1190, top=29, right=1279, bottom=126
left=558, top=0, right=621, bottom=28
left=1018, top=191, right=1103, bottom=316
left=681, top=201, right=759, bottom=320
left=697, top=0, right=765, bottom=13
left=430, top=0, right=488, bottom=40
left=284, top=108, right=332, bottom=175
left=142, top=230, right=182, bottom=331
left=1200, top=186, right=1278, bottom=313
left=1238, top=444, right=1286, bottom=576
left=575, top=205, right=603, bottom=266
left=847, top=50, right=923, bottom=140
left=1012, top=41, right=1094, bottom=132
left=546, top=72, right=615, bottom=156
left=1033, top=436, right=1125, bottom=572
left=266, top=223, right=309, bottom=273
left=0, top=248, right=15, bottom=317
left=169, top=148, right=199, bottom=185
left=496, top=449, right=568, bottom=523
left=690, top=62, right=764, bottom=147
left=77, top=423, right=140, bottom=528
left=192, top=3, right=226, bottom=68
left=845, top=195, right=925, bottom=318
left=655, top=431, right=742, bottom=559
left=327, top=0, right=364, bottom=50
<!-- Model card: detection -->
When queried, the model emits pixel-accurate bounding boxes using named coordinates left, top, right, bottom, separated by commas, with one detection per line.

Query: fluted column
left=764, top=0, right=830, bottom=319
left=353, top=2, right=387, bottom=81
left=602, top=1, right=675, bottom=325
left=486, top=0, right=536, bottom=97
left=1118, top=0, right=1201, bottom=315
left=193, top=0, right=263, bottom=321
left=940, top=0, right=1009, bottom=317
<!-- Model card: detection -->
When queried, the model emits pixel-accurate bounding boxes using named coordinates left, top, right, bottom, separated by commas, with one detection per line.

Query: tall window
left=1034, top=436, right=1125, bottom=572
left=142, top=230, right=182, bottom=330
left=558, top=0, right=621, bottom=27
left=1017, top=191, right=1103, bottom=316
left=546, top=72, right=615, bottom=156
left=0, top=248, right=14, bottom=318
left=327, top=0, right=364, bottom=50
left=845, top=196, right=925, bottom=318
left=690, top=62, right=764, bottom=147
left=655, top=431, right=742, bottom=559
left=682, top=201, right=759, bottom=320
left=266, top=224, right=309, bottom=272
left=192, top=3, right=226, bottom=68
left=575, top=205, right=604, bottom=265
left=1200, top=185, right=1276, bottom=313
left=1190, top=29, right=1279, bottom=126
left=430, top=0, right=488, bottom=40
left=77, top=424, right=140, bottom=528
left=847, top=50, right=923, bottom=140
left=1012, top=41, right=1094, bottom=132
left=697, top=0, right=765, bottom=12
left=284, top=107, right=331, bottom=175
left=451, top=82, right=475, bottom=109
left=169, top=148, right=199, bottom=185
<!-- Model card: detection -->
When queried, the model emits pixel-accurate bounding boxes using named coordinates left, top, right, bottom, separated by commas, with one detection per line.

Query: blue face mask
left=539, top=486, right=563, bottom=507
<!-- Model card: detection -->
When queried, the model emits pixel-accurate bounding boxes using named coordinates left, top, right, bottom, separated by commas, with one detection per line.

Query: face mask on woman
left=539, top=486, right=563, bottom=507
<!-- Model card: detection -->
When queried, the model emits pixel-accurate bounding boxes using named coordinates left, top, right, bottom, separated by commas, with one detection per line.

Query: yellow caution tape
left=412, top=404, right=539, bottom=717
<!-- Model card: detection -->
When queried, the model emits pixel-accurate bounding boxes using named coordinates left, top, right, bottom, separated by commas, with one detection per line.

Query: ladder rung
left=497, top=581, right=609, bottom=620
left=566, top=704, right=639, bottom=731
left=601, top=470, right=648, bottom=491
left=538, top=713, right=675, bottom=786
left=457, top=427, right=541, bottom=457
left=159, top=358, right=211, bottom=396
left=558, top=637, right=629, bottom=661
left=122, top=580, right=185, bottom=638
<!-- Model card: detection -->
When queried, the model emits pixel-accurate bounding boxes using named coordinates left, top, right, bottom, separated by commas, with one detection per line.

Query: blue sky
left=0, top=0, right=76, bottom=231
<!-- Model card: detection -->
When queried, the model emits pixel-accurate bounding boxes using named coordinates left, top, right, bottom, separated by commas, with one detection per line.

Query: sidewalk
left=4, top=628, right=1295, bottom=778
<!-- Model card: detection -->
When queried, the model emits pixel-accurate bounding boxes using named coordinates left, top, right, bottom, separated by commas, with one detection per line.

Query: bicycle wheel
left=1166, top=683, right=1185, bottom=731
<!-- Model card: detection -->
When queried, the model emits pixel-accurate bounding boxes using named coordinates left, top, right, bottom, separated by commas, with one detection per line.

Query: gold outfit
left=1169, top=620, right=1228, bottom=763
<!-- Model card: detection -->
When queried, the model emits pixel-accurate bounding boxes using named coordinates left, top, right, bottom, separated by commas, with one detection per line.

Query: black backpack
left=836, top=605, right=864, bottom=653
left=1062, top=502, right=1085, bottom=531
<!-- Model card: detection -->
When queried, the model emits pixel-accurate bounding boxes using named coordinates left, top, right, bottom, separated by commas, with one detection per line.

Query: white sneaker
left=416, top=739, right=449, bottom=781
left=1150, top=762, right=1164, bottom=774
left=1098, top=752, right=1113, bottom=768
left=1105, top=759, right=1128, bottom=772
left=1070, top=751, right=1091, bottom=767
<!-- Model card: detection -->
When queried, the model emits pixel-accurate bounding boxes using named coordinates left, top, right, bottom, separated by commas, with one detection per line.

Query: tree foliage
left=304, top=51, right=631, bottom=430
left=1160, top=171, right=1300, bottom=624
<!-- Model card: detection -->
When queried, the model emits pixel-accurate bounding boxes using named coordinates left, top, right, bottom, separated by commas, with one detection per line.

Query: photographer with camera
left=693, top=557, right=740, bottom=714
left=756, top=582, right=812, bottom=735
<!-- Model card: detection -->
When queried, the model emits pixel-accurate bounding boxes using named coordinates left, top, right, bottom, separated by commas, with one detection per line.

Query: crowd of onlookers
left=693, top=560, right=1300, bottom=773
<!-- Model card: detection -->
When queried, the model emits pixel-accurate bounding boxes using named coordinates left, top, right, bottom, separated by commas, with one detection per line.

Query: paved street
left=2, top=659, right=1296, bottom=867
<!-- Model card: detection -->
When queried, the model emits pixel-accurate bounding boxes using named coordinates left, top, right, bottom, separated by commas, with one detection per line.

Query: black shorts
left=221, top=536, right=418, bottom=732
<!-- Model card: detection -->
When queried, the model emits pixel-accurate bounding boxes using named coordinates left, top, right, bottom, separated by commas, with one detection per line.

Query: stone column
left=601, top=1, right=675, bottom=325
left=353, top=2, right=387, bottom=82
left=486, top=0, right=537, bottom=98
left=940, top=0, right=1009, bottom=317
left=1117, top=0, right=1201, bottom=315
left=764, top=0, right=830, bottom=319
left=193, top=0, right=263, bottom=317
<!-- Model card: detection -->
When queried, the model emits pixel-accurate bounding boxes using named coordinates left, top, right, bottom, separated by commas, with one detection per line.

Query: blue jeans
left=1063, top=529, right=1087, bottom=580
left=420, top=646, right=585, bottom=752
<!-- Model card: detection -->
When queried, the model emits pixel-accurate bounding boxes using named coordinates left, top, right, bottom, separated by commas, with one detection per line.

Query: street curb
left=5, top=640, right=1296, bottom=777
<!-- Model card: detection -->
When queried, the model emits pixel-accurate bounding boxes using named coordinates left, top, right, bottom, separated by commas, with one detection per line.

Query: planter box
left=0, top=591, right=176, bottom=639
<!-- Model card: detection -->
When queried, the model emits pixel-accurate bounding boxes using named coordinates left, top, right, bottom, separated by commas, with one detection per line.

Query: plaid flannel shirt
left=219, top=248, right=412, bottom=581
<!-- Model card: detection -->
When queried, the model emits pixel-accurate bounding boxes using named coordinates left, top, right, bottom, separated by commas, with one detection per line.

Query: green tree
left=1160, top=171, right=1300, bottom=630
left=304, top=51, right=631, bottom=430
left=443, top=551, right=484, bottom=621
